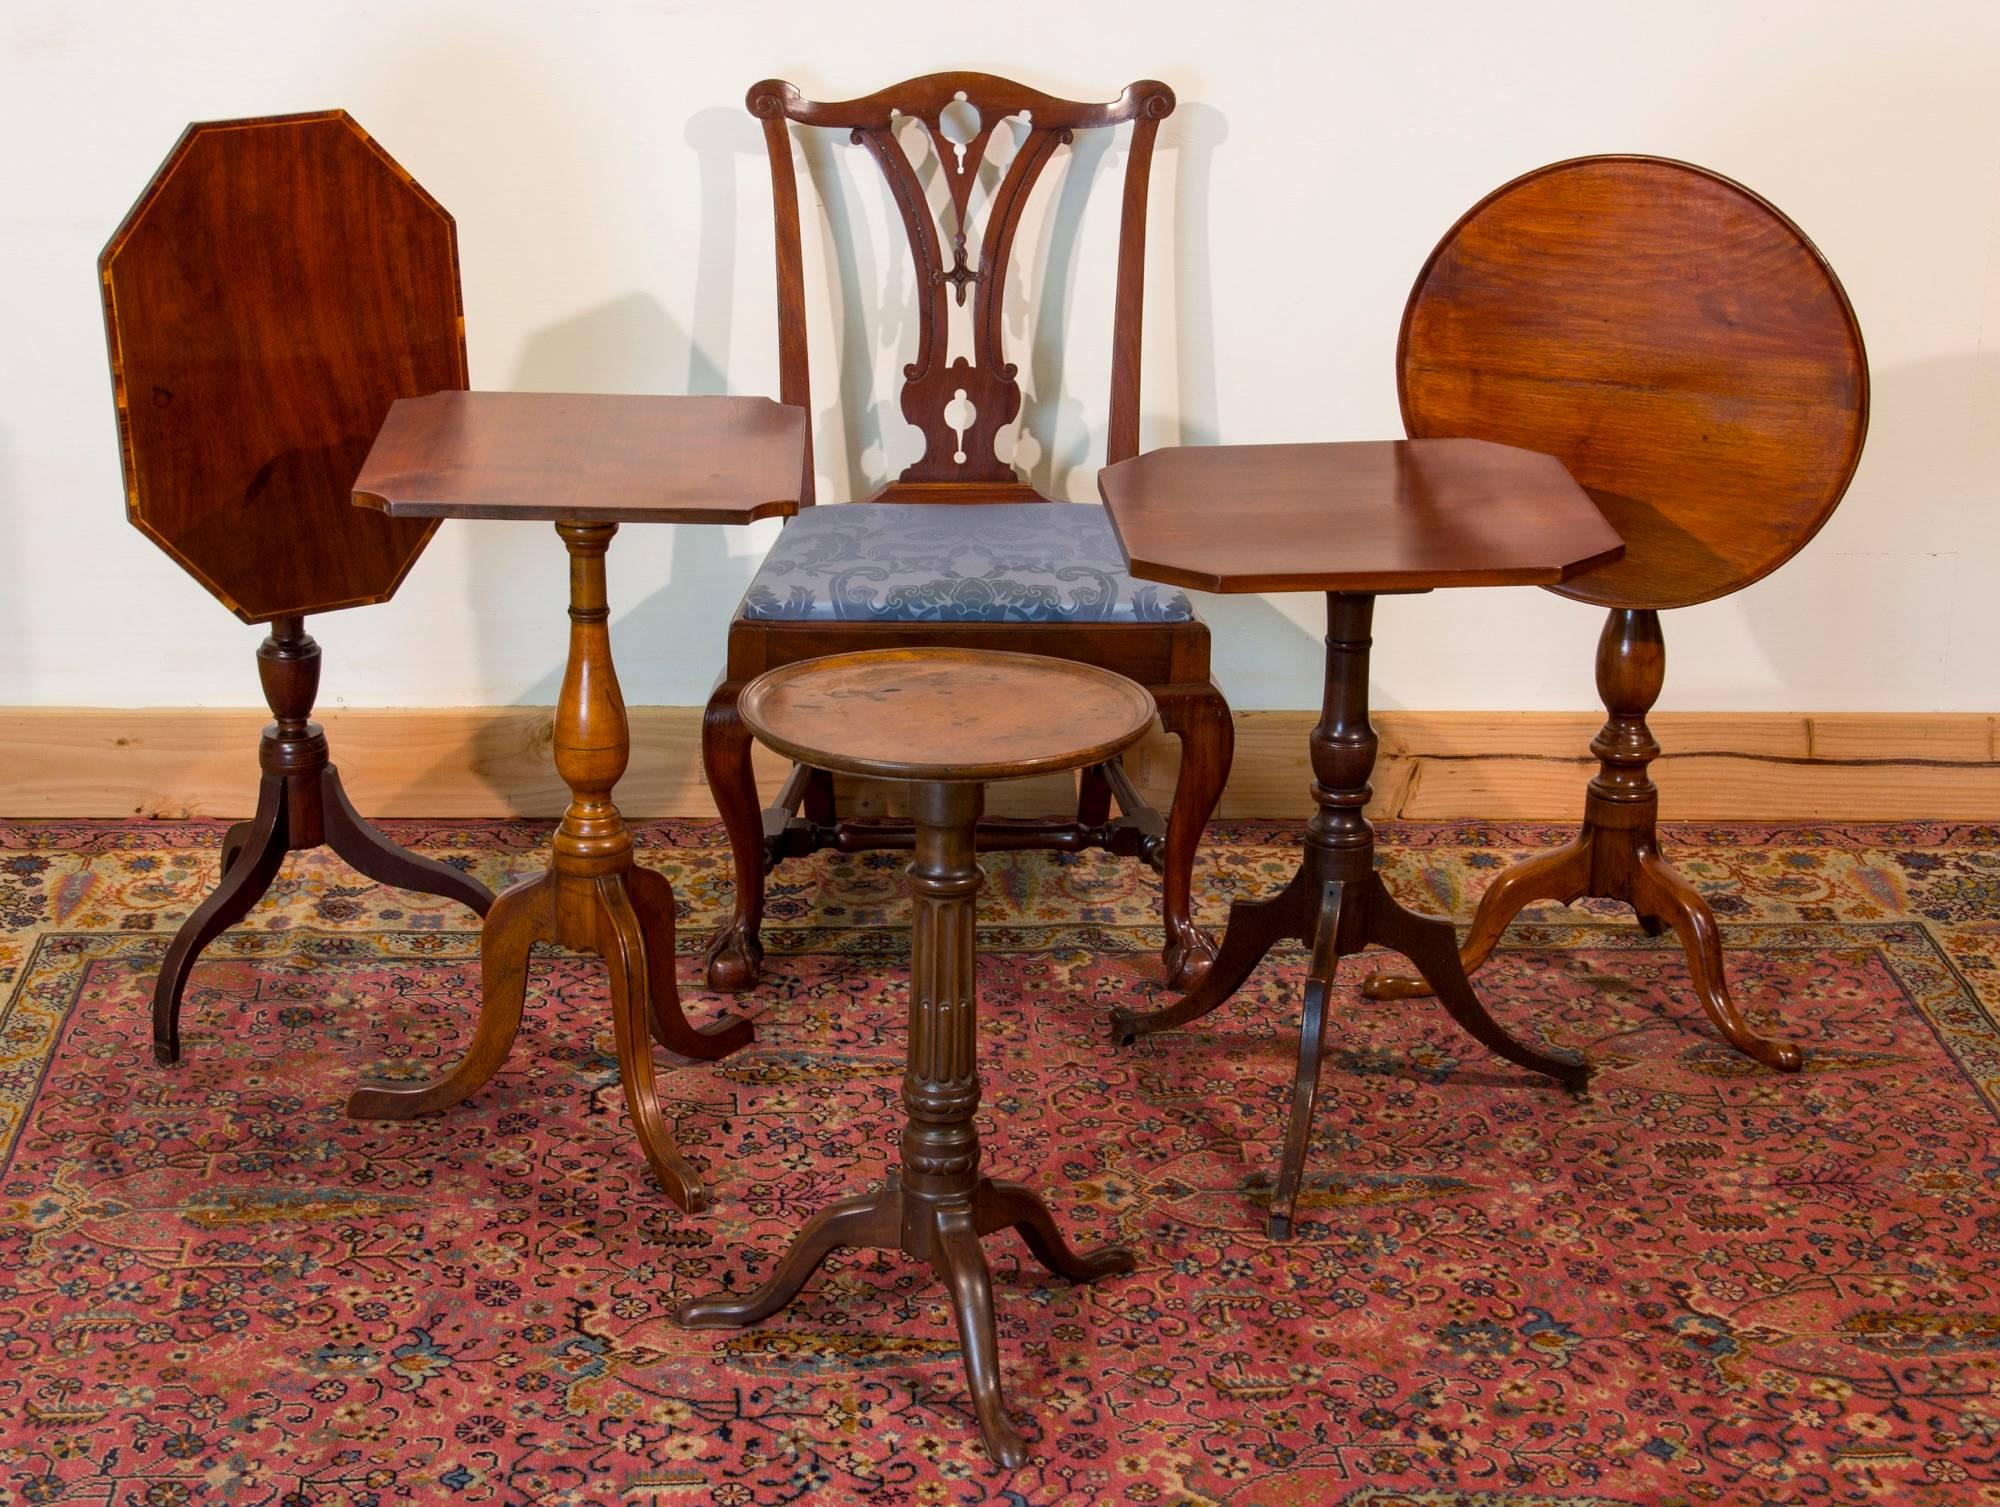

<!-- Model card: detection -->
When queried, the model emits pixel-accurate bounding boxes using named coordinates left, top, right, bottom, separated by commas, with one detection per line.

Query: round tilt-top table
left=1097, top=437, right=1625, bottom=1238
left=348, top=389, right=807, bottom=1213
left=677, top=648, right=1156, bottom=1468
left=1361, top=156, right=1869, bottom=1073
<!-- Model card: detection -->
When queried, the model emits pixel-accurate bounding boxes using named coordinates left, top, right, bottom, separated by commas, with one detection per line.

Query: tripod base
left=1360, top=822, right=1803, bottom=1071
left=678, top=1173, right=1131, bottom=1467
left=1110, top=594, right=1587, bottom=1240
left=1113, top=863, right=1589, bottom=1238
left=1360, top=607, right=1802, bottom=1073
left=153, top=764, right=493, bottom=1066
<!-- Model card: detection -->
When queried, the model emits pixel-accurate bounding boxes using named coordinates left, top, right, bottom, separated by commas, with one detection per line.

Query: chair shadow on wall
left=437, top=285, right=761, bottom=829
left=0, top=425, right=29, bottom=702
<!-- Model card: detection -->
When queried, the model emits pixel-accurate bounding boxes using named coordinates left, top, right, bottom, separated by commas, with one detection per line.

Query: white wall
left=3, top=0, right=1995, bottom=713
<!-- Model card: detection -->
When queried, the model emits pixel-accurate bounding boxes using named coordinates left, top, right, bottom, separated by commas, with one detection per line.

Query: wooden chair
left=702, top=73, right=1233, bottom=992
left=1362, top=156, right=1869, bottom=1070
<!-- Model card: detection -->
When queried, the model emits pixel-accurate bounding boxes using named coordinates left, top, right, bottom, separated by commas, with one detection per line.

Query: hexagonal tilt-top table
left=1098, top=437, right=1625, bottom=1237
left=99, top=111, right=494, bottom=1067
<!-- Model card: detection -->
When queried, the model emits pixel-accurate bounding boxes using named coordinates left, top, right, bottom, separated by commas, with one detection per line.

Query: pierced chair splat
left=701, top=71, right=1234, bottom=997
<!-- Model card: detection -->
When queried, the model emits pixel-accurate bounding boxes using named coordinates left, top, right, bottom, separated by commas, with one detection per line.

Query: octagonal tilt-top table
left=99, top=111, right=496, bottom=1067
left=348, top=390, right=807, bottom=1213
left=1098, top=438, right=1625, bottom=1237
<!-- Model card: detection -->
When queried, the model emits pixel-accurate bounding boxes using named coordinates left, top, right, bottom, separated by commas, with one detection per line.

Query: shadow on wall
left=0, top=425, right=29, bottom=700
left=1727, top=351, right=2000, bottom=708
left=685, top=105, right=765, bottom=399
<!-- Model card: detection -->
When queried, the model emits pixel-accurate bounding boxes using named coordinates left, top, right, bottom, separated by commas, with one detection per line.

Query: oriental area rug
left=1, top=817, right=1997, bottom=1507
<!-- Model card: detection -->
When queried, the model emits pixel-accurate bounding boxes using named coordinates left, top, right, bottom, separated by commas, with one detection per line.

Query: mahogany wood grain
left=101, top=110, right=463, bottom=624
left=354, top=392, right=805, bottom=524
left=710, top=71, right=1229, bottom=998
left=1398, top=155, right=1867, bottom=611
left=1098, top=438, right=1624, bottom=593
left=748, top=72, right=1173, bottom=498
left=102, top=113, right=494, bottom=1069
left=737, top=649, right=1156, bottom=783
left=681, top=652, right=1146, bottom=1464
left=1362, top=157, right=1869, bottom=1071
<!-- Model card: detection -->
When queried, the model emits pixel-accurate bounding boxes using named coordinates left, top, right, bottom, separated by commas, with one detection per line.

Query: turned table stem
left=679, top=775, right=1134, bottom=1466
left=345, top=522, right=753, bottom=1211
left=152, top=615, right=493, bottom=1066
left=1360, top=607, right=1802, bottom=1072
left=1114, top=592, right=1590, bottom=1237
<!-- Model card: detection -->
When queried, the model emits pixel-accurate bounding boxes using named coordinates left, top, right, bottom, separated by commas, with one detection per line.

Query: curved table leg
left=1632, top=846, right=1803, bottom=1071
left=599, top=874, right=712, bottom=1212
left=627, top=865, right=754, bottom=1061
left=219, top=820, right=255, bottom=879
left=345, top=874, right=548, bottom=1119
left=1370, top=879, right=1590, bottom=1092
left=1363, top=832, right=1594, bottom=1001
left=322, top=765, right=495, bottom=916
left=676, top=1187, right=900, bottom=1328
left=933, top=1207, right=1029, bottom=1469
left=976, top=1178, right=1135, bottom=1283
left=1112, top=864, right=1313, bottom=1043
left=153, top=776, right=288, bottom=1066
left=1268, top=881, right=1345, bottom=1239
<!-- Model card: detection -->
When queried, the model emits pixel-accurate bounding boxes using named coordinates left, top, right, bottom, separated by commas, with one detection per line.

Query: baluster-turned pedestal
left=1363, top=608, right=1803, bottom=1071
left=153, top=616, right=493, bottom=1065
left=346, top=523, right=754, bottom=1211
left=1110, top=593, right=1591, bottom=1237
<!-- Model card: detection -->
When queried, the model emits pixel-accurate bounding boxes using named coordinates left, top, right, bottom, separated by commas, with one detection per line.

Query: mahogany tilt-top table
left=1098, top=437, right=1625, bottom=1237
left=678, top=648, right=1156, bottom=1467
left=348, top=390, right=807, bottom=1213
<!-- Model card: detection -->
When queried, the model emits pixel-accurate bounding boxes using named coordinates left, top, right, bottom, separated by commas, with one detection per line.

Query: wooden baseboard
left=0, top=707, right=1994, bottom=821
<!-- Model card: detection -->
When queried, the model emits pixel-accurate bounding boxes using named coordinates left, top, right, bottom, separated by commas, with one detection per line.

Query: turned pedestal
left=346, top=524, right=752, bottom=1211
left=153, top=618, right=493, bottom=1064
left=676, top=649, right=1155, bottom=1466
left=1110, top=594, right=1590, bottom=1237
left=1362, top=609, right=1803, bottom=1070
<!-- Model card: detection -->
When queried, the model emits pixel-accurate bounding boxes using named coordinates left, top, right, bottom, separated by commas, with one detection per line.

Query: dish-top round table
left=348, top=390, right=806, bottom=1213
left=1097, top=438, right=1624, bottom=1237
left=677, top=648, right=1155, bottom=1468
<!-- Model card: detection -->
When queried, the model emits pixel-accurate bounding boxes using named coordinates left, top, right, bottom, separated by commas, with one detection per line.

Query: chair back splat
left=749, top=73, right=1175, bottom=504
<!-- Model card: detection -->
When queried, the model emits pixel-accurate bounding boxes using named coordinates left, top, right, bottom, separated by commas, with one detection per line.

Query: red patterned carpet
left=2, top=817, right=1998, bottom=1506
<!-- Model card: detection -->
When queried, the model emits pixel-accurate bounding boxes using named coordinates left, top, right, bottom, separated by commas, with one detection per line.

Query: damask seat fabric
left=737, top=502, right=1196, bottom=623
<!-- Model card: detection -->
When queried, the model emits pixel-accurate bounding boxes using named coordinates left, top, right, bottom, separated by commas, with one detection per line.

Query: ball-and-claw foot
left=1161, top=925, right=1217, bottom=992
left=702, top=927, right=763, bottom=992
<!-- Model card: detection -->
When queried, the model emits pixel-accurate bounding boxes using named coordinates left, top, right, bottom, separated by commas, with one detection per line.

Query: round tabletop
left=738, top=649, right=1157, bottom=784
left=1399, top=155, right=1868, bottom=611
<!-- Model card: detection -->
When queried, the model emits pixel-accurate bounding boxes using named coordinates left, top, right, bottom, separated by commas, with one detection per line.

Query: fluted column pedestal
left=679, top=779, right=1133, bottom=1466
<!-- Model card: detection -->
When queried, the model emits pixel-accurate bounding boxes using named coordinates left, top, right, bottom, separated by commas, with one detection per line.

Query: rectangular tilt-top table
left=1098, top=437, right=1625, bottom=1236
left=347, top=390, right=807, bottom=1213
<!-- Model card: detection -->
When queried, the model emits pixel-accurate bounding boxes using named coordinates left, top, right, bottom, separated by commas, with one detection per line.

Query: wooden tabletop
left=738, top=649, right=1157, bottom=783
left=352, top=392, right=807, bottom=524
left=1399, top=156, right=1867, bottom=611
left=1097, top=437, right=1623, bottom=595
left=100, top=111, right=465, bottom=623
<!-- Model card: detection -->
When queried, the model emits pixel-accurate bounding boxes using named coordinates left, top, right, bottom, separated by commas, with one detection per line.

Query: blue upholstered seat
left=738, top=502, right=1195, bottom=624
